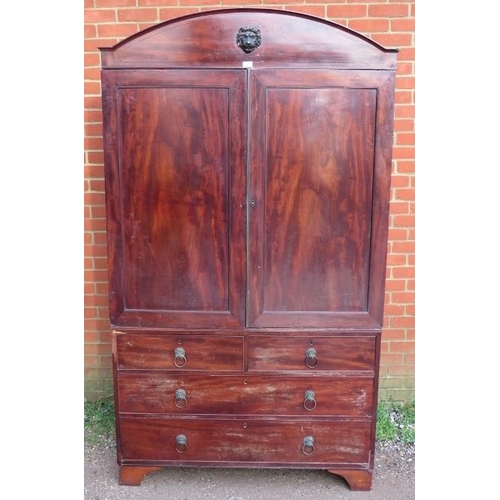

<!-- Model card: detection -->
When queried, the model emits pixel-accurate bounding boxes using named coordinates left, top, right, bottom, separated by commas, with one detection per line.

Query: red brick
left=140, top=0, right=179, bottom=5
left=85, top=81, right=102, bottom=95
left=394, top=119, right=414, bottom=132
left=159, top=8, right=200, bottom=21
left=383, top=304, right=405, bottom=317
left=392, top=147, right=415, bottom=159
left=388, top=228, right=408, bottom=241
left=392, top=266, right=415, bottom=279
left=396, top=62, right=414, bottom=76
left=85, top=25, right=97, bottom=38
left=327, top=5, right=367, bottom=18
left=392, top=241, right=415, bottom=253
left=389, top=316, right=415, bottom=328
left=99, top=24, right=141, bottom=38
left=88, top=151, right=104, bottom=165
left=96, top=0, right=136, bottom=6
left=84, top=9, right=117, bottom=23
left=348, top=18, right=389, bottom=33
left=285, top=5, right=326, bottom=17
left=84, top=355, right=100, bottom=368
left=396, top=133, right=415, bottom=146
left=393, top=215, right=415, bottom=227
left=372, top=33, right=413, bottom=48
left=382, top=329, right=406, bottom=341
left=389, top=202, right=410, bottom=214
left=380, top=353, right=404, bottom=365
left=391, top=17, right=415, bottom=32
left=368, top=3, right=410, bottom=17
left=118, top=8, right=159, bottom=22
left=390, top=292, right=415, bottom=304
left=182, top=0, right=225, bottom=5
left=395, top=160, right=415, bottom=173
left=385, top=279, right=405, bottom=291
left=389, top=341, right=415, bottom=353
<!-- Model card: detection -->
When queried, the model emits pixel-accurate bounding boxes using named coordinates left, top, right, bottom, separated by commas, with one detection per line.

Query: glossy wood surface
left=102, top=70, right=246, bottom=328
left=118, top=373, right=374, bottom=416
left=101, top=8, right=397, bottom=492
left=247, top=69, right=395, bottom=329
left=100, top=9, right=397, bottom=70
left=247, top=335, right=375, bottom=371
left=115, top=332, right=244, bottom=371
left=119, top=417, right=371, bottom=464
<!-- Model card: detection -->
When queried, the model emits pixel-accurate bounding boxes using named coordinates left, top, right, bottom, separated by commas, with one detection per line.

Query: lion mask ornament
left=236, top=27, right=262, bottom=54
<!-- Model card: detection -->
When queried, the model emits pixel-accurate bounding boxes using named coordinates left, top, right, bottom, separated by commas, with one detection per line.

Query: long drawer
left=247, top=335, right=376, bottom=371
left=115, top=333, right=244, bottom=371
left=119, top=417, right=371, bottom=465
left=117, top=373, right=374, bottom=416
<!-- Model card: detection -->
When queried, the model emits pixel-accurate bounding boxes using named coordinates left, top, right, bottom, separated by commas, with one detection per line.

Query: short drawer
left=115, top=333, right=244, bottom=371
left=119, top=417, right=371, bottom=465
left=247, top=335, right=376, bottom=371
left=117, top=373, right=374, bottom=417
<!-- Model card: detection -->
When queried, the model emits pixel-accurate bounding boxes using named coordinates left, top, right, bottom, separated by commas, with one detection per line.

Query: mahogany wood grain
left=119, top=466, right=161, bottom=486
left=327, top=469, right=373, bottom=491
left=100, top=9, right=397, bottom=70
left=117, top=373, right=374, bottom=416
left=115, top=332, right=244, bottom=371
left=247, top=335, right=376, bottom=371
left=119, top=417, right=371, bottom=464
left=101, top=8, right=397, bottom=493
left=102, top=70, right=246, bottom=329
left=247, top=69, right=395, bottom=329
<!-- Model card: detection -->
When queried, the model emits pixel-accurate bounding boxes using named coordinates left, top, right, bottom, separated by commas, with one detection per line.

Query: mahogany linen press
left=100, top=8, right=397, bottom=490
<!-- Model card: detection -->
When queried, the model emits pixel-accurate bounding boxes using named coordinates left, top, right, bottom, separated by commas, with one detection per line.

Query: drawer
left=118, top=373, right=374, bottom=417
left=119, top=417, right=371, bottom=465
left=247, top=335, right=376, bottom=371
left=115, top=333, right=244, bottom=371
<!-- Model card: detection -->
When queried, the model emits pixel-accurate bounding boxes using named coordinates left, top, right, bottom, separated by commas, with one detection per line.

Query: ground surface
left=84, top=433, right=415, bottom=500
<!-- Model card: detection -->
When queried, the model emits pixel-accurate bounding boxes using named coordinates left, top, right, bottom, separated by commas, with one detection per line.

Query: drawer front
left=247, top=336, right=376, bottom=371
left=115, top=333, right=244, bottom=371
left=119, top=417, right=371, bottom=465
left=118, top=373, right=374, bottom=416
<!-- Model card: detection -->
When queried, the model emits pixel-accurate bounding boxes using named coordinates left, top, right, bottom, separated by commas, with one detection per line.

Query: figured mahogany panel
left=115, top=332, right=244, bottom=371
left=102, top=70, right=246, bottom=328
left=247, top=335, right=376, bottom=372
left=247, top=70, right=395, bottom=328
left=100, top=9, right=398, bottom=70
left=119, top=417, right=371, bottom=465
left=117, top=373, right=374, bottom=416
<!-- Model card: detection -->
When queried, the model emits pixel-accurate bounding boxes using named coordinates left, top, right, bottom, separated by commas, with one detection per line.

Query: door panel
left=102, top=70, right=247, bottom=328
left=247, top=70, right=394, bottom=328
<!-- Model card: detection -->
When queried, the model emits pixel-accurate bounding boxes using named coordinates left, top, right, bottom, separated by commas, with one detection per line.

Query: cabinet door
left=247, top=70, right=395, bottom=329
left=102, top=70, right=247, bottom=329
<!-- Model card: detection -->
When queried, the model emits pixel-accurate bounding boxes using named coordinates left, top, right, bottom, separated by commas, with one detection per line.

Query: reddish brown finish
left=118, top=373, right=374, bottom=416
left=247, top=69, right=395, bottom=329
left=101, top=8, right=397, bottom=492
left=328, top=469, right=373, bottom=491
left=100, top=9, right=397, bottom=70
left=119, top=466, right=161, bottom=486
left=119, top=417, right=371, bottom=464
left=247, top=335, right=376, bottom=371
left=102, top=70, right=247, bottom=329
left=115, top=332, right=244, bottom=371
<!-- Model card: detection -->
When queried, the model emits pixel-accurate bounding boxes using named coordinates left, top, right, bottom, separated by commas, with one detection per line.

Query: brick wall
left=84, top=0, right=415, bottom=401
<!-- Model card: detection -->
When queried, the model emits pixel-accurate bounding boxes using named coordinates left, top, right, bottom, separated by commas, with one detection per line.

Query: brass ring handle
left=174, top=388, right=187, bottom=408
left=174, top=347, right=187, bottom=368
left=305, top=347, right=318, bottom=368
left=175, top=434, right=187, bottom=453
left=303, top=390, right=317, bottom=411
left=302, top=436, right=315, bottom=456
